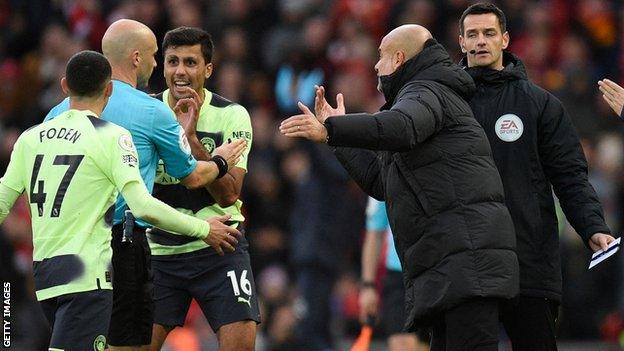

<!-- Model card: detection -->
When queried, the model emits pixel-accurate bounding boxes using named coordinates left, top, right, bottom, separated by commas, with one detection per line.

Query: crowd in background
left=1, top=0, right=624, bottom=350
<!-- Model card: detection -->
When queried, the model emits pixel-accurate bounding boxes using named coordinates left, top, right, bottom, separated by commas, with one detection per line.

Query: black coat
left=325, top=40, right=519, bottom=330
left=463, top=52, right=611, bottom=300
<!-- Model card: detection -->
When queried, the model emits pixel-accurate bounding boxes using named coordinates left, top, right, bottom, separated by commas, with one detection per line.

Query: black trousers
left=108, top=224, right=153, bottom=346
left=501, top=296, right=559, bottom=351
left=430, top=297, right=499, bottom=351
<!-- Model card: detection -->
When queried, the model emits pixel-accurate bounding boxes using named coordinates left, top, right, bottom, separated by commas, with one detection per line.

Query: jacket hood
left=462, top=51, right=527, bottom=84
left=379, top=39, right=476, bottom=105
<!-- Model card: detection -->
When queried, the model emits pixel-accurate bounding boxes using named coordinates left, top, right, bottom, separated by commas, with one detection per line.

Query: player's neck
left=69, top=98, right=105, bottom=117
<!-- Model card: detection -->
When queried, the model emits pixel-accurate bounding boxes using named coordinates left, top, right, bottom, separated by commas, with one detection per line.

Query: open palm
left=314, top=85, right=345, bottom=123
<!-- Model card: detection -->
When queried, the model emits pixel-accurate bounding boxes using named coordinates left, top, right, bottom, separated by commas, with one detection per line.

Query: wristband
left=360, top=281, right=375, bottom=289
left=211, top=155, right=229, bottom=179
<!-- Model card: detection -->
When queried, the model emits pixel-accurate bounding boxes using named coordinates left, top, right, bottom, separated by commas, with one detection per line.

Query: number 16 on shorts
left=227, top=270, right=252, bottom=308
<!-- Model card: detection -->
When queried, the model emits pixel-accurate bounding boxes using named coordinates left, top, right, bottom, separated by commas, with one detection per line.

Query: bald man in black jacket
left=281, top=24, right=519, bottom=351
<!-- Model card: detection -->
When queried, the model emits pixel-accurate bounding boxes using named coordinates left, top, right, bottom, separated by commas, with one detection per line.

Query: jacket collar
left=379, top=39, right=439, bottom=104
left=462, top=51, right=527, bottom=84
left=379, top=39, right=476, bottom=110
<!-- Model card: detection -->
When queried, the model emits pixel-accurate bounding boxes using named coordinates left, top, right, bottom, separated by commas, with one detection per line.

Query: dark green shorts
left=152, top=236, right=260, bottom=331
left=40, top=289, right=112, bottom=351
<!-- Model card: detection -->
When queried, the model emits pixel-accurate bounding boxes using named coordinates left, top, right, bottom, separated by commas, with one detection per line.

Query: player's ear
left=459, top=35, right=466, bottom=53
left=104, top=80, right=113, bottom=98
left=502, top=31, right=510, bottom=50
left=394, top=50, right=405, bottom=68
left=61, top=77, right=69, bottom=95
left=132, top=50, right=140, bottom=68
left=205, top=62, right=213, bottom=79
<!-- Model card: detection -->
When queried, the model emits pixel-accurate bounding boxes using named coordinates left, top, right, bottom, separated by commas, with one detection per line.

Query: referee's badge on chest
left=495, top=114, right=523, bottom=142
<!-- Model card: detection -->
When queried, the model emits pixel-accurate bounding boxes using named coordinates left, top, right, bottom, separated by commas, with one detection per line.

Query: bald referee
left=0, top=51, right=241, bottom=351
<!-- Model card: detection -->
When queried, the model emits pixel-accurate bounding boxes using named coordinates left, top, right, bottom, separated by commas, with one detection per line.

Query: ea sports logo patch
left=495, top=114, right=523, bottom=142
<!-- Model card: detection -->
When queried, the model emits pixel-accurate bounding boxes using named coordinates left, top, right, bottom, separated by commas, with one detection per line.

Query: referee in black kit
left=459, top=3, right=616, bottom=350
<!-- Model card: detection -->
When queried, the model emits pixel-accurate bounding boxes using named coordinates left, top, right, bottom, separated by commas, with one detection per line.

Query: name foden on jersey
left=39, top=128, right=81, bottom=144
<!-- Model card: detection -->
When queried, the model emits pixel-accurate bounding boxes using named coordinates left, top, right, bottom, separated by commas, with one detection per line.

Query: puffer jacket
left=463, top=52, right=611, bottom=300
left=325, top=39, right=519, bottom=330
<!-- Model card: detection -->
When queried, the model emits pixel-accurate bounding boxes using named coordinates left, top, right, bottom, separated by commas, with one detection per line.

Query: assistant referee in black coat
left=281, top=24, right=519, bottom=351
left=459, top=3, right=616, bottom=351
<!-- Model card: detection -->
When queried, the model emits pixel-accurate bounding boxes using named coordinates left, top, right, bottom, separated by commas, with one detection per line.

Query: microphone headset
left=469, top=49, right=476, bottom=55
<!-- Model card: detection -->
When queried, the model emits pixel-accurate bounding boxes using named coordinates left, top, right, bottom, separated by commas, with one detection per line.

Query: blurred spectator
left=1, top=1, right=624, bottom=350
left=275, top=45, right=325, bottom=114
left=285, top=140, right=359, bottom=351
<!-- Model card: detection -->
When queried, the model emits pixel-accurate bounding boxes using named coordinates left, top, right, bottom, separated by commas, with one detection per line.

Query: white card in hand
left=589, top=237, right=621, bottom=269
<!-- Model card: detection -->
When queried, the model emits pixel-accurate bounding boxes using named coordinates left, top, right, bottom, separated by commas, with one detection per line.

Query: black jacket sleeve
left=324, top=86, right=443, bottom=152
left=538, top=92, right=611, bottom=245
left=333, top=147, right=385, bottom=200
left=300, top=140, right=350, bottom=182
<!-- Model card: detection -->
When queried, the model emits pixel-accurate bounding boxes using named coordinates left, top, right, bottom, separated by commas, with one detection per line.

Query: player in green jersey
left=148, top=27, right=258, bottom=351
left=0, top=51, right=242, bottom=351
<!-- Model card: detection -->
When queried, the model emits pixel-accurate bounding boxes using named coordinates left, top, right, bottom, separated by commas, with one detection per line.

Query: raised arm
left=176, top=95, right=251, bottom=206
left=324, top=87, right=443, bottom=151
left=280, top=84, right=442, bottom=151
left=150, top=99, right=246, bottom=190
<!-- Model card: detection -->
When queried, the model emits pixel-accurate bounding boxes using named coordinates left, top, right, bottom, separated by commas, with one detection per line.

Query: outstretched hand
left=204, top=214, right=242, bottom=256
left=598, top=79, right=624, bottom=117
left=314, top=85, right=345, bottom=123
left=279, top=101, right=328, bottom=143
left=279, top=85, right=347, bottom=143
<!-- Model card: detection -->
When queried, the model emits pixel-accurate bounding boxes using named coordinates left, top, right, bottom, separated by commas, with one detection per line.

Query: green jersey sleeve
left=121, top=180, right=209, bottom=239
left=225, top=104, right=252, bottom=171
left=99, top=129, right=143, bottom=192
left=0, top=183, right=21, bottom=224
left=0, top=136, right=26, bottom=193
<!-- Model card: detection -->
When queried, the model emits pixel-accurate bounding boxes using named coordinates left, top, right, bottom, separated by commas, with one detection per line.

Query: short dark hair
left=65, top=50, right=111, bottom=97
left=162, top=27, right=214, bottom=63
left=459, top=2, right=507, bottom=35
